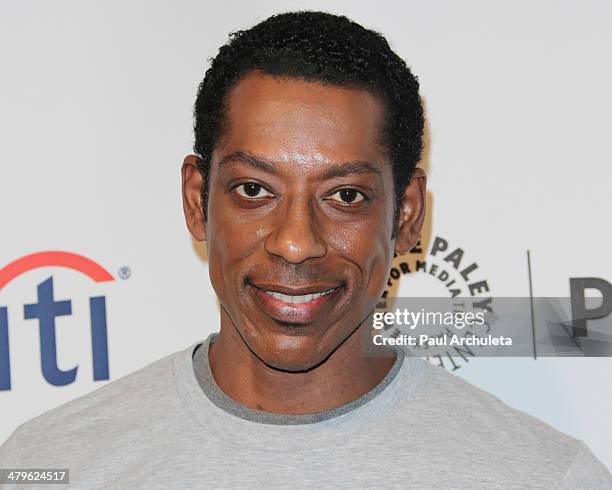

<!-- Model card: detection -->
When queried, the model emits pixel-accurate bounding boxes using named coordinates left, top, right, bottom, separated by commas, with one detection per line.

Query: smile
left=262, top=288, right=336, bottom=305
left=249, top=282, right=344, bottom=324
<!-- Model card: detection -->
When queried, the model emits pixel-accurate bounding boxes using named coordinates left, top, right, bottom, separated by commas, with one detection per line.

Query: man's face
left=183, top=71, right=424, bottom=371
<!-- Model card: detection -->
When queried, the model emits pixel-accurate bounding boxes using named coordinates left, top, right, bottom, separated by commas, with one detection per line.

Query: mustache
left=247, top=263, right=343, bottom=285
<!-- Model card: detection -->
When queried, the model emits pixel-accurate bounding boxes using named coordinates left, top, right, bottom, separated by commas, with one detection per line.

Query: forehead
left=214, top=71, right=387, bottom=167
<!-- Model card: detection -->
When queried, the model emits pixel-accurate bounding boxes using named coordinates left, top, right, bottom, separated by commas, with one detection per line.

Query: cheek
left=206, top=198, right=270, bottom=298
left=325, top=215, right=374, bottom=255
left=209, top=187, right=270, bottom=255
left=326, top=218, right=393, bottom=299
left=206, top=237, right=227, bottom=303
left=326, top=212, right=392, bottom=261
left=367, top=239, right=393, bottom=298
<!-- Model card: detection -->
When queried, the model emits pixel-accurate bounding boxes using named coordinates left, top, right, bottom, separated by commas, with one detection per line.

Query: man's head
left=193, top=11, right=424, bottom=236
left=182, top=11, right=426, bottom=371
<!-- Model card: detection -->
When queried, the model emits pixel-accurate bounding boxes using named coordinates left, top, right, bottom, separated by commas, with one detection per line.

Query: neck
left=208, top=312, right=396, bottom=415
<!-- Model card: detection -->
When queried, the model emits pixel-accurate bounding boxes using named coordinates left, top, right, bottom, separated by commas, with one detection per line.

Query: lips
left=248, top=282, right=344, bottom=325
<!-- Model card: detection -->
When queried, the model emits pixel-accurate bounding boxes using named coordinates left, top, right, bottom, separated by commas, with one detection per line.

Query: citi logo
left=0, top=251, right=116, bottom=391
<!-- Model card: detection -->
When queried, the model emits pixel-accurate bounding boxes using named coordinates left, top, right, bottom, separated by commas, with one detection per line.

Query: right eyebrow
left=218, top=151, right=278, bottom=174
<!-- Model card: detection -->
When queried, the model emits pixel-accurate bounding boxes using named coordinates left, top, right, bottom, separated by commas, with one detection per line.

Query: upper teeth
left=264, top=288, right=336, bottom=304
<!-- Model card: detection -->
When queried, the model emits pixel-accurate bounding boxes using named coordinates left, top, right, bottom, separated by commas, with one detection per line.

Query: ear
left=181, top=154, right=206, bottom=241
left=394, top=167, right=427, bottom=255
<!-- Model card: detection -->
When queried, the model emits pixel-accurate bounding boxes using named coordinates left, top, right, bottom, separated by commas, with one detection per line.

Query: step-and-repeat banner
left=1, top=0, right=610, bottom=470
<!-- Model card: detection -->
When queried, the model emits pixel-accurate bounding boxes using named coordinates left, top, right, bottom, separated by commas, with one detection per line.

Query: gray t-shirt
left=1, top=333, right=610, bottom=489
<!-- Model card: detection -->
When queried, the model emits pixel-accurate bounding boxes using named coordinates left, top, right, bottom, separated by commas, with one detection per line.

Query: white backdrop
left=1, top=0, right=610, bottom=470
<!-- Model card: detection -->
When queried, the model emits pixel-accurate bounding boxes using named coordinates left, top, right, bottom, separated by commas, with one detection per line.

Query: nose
left=264, top=196, right=327, bottom=264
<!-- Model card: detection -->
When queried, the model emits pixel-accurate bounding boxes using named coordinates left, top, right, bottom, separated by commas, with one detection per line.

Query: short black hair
left=193, top=10, right=424, bottom=238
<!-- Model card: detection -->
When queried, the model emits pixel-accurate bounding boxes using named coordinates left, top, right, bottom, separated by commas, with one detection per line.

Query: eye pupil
left=243, top=183, right=261, bottom=197
left=340, top=188, right=358, bottom=202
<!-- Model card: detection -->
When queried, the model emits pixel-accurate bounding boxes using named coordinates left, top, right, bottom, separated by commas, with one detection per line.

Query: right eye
left=234, top=182, right=274, bottom=199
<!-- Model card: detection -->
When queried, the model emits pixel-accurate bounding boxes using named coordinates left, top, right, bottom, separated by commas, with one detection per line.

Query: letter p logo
left=570, top=278, right=612, bottom=338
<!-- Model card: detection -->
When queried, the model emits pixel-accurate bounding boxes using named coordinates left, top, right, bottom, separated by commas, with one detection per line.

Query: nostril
left=263, top=206, right=327, bottom=262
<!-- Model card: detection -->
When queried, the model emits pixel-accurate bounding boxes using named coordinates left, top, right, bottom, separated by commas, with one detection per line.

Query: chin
left=260, top=354, right=325, bottom=373
left=255, top=336, right=333, bottom=373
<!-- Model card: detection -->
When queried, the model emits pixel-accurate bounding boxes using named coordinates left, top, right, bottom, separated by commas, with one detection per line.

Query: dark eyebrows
left=218, top=151, right=277, bottom=173
left=218, top=151, right=383, bottom=180
left=321, top=161, right=382, bottom=180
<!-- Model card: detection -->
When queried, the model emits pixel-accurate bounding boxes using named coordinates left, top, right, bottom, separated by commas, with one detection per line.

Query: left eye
left=328, top=188, right=366, bottom=204
left=235, top=183, right=274, bottom=199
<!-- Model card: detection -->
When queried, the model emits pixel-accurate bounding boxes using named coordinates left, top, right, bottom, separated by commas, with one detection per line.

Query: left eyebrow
left=219, top=150, right=383, bottom=180
left=321, top=161, right=383, bottom=180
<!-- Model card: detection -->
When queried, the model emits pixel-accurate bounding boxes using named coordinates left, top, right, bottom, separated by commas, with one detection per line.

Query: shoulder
left=395, top=359, right=612, bottom=487
left=409, top=360, right=579, bottom=448
left=558, top=442, right=612, bottom=489
left=0, top=345, right=193, bottom=466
